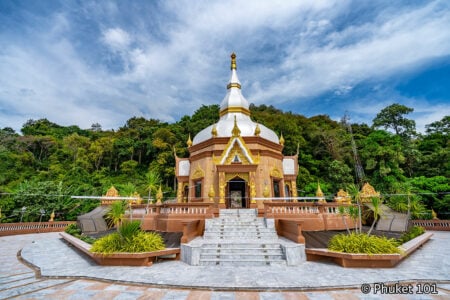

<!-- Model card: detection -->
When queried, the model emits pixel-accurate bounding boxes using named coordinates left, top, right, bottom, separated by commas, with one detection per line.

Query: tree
left=372, top=103, right=416, bottom=138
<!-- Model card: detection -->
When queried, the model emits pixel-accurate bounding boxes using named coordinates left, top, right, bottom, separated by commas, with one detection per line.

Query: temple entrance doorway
left=227, top=177, right=247, bottom=208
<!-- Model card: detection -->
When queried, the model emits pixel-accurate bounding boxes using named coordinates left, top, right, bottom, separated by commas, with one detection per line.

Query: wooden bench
left=60, top=232, right=180, bottom=266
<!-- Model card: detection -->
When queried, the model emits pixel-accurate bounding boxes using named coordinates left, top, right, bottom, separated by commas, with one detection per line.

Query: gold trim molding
left=219, top=106, right=251, bottom=117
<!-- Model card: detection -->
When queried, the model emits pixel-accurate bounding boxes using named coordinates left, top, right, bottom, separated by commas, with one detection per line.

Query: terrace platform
left=1, top=231, right=449, bottom=299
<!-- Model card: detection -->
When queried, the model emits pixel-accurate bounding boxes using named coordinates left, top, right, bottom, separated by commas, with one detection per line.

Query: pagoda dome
left=192, top=53, right=279, bottom=145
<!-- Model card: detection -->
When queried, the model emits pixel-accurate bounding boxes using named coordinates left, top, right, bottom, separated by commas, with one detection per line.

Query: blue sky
left=1, top=0, right=449, bottom=133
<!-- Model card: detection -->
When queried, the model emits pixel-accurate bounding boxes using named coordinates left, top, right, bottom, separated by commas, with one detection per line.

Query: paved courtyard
left=0, top=231, right=449, bottom=299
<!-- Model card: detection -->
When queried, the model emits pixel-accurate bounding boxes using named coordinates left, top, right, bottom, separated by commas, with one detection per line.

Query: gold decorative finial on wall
left=187, top=134, right=192, bottom=147
left=232, top=115, right=241, bottom=137
left=231, top=52, right=237, bottom=70
left=211, top=124, right=218, bottom=137
left=279, top=133, right=285, bottom=146
left=254, top=124, right=261, bottom=136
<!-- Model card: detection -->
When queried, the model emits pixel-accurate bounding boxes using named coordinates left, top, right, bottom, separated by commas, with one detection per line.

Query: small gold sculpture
left=156, top=185, right=163, bottom=205
left=254, top=124, right=261, bottom=136
left=316, top=182, right=326, bottom=203
left=334, top=189, right=351, bottom=204
left=49, top=210, right=55, bottom=222
left=211, top=125, right=218, bottom=137
left=208, top=185, right=215, bottom=203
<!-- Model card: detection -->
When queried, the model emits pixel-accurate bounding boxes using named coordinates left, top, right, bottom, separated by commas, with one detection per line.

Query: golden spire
left=211, top=124, right=218, bottom=137
left=232, top=115, right=241, bottom=137
left=316, top=182, right=324, bottom=197
left=279, top=133, right=285, bottom=145
left=231, top=52, right=237, bottom=70
left=187, top=134, right=192, bottom=147
left=254, top=124, right=261, bottom=136
left=316, top=182, right=326, bottom=203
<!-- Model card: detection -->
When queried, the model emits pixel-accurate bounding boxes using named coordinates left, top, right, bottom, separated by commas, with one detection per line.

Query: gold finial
left=187, top=134, right=192, bottom=147
left=279, top=133, right=285, bottom=145
left=49, top=210, right=55, bottom=222
left=231, top=52, right=237, bottom=70
left=232, top=115, right=241, bottom=137
left=211, top=124, right=218, bottom=137
left=316, top=182, right=326, bottom=203
left=254, top=124, right=261, bottom=136
left=156, top=184, right=163, bottom=205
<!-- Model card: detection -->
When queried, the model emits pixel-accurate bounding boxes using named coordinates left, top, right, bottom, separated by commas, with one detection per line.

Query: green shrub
left=90, top=221, right=165, bottom=254
left=64, top=223, right=96, bottom=244
left=398, top=226, right=425, bottom=244
left=328, top=233, right=401, bottom=254
left=65, top=223, right=81, bottom=235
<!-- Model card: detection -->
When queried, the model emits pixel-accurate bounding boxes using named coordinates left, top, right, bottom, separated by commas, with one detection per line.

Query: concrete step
left=199, top=258, right=286, bottom=266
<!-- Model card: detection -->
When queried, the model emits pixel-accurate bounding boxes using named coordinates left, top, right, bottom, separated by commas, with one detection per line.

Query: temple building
left=175, top=53, right=298, bottom=208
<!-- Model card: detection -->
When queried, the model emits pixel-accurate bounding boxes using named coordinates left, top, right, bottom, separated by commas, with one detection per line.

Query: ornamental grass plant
left=90, top=220, right=165, bottom=254
left=328, top=232, right=401, bottom=254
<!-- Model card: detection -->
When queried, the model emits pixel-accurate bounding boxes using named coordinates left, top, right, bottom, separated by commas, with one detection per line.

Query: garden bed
left=60, top=232, right=180, bottom=266
left=305, top=232, right=433, bottom=268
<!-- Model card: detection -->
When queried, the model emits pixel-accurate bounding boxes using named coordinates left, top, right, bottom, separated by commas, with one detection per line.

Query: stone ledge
left=305, top=232, right=433, bottom=268
left=60, top=232, right=180, bottom=266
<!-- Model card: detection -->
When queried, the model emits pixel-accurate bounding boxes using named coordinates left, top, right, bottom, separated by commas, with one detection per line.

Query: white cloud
left=102, top=27, right=131, bottom=51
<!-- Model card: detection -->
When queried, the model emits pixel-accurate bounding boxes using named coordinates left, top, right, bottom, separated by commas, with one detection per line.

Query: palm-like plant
left=367, top=196, right=382, bottom=236
left=106, top=200, right=126, bottom=230
left=146, top=170, right=161, bottom=205
left=347, top=183, right=362, bottom=233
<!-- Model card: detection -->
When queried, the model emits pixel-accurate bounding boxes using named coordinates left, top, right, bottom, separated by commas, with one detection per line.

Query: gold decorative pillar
left=219, top=172, right=225, bottom=204
left=177, top=182, right=183, bottom=203
left=291, top=180, right=298, bottom=202
left=250, top=172, right=256, bottom=204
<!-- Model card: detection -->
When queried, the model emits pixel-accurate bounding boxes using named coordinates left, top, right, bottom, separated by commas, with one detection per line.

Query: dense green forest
left=0, top=103, right=448, bottom=222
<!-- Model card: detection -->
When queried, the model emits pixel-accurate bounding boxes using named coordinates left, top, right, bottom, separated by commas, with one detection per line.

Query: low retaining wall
left=0, top=221, right=75, bottom=236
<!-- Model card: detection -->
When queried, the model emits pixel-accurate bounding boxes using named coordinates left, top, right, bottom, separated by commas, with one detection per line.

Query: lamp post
left=38, top=209, right=45, bottom=233
left=20, top=207, right=27, bottom=223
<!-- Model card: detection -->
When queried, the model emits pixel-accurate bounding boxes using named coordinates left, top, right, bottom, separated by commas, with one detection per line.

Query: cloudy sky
left=1, top=0, right=449, bottom=133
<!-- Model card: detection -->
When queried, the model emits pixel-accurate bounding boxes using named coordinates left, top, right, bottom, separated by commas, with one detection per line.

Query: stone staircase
left=181, top=209, right=305, bottom=266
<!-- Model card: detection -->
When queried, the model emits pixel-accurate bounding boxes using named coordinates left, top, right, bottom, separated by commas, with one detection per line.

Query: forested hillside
left=0, top=103, right=448, bottom=222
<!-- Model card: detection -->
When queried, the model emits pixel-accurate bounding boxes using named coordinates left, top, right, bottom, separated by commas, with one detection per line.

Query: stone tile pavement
left=1, top=232, right=449, bottom=299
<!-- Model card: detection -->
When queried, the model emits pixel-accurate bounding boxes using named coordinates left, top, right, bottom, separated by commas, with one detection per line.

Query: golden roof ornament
left=334, top=189, right=351, bottom=204
left=227, top=53, right=242, bottom=89
left=254, top=124, right=261, bottom=136
left=211, top=125, right=218, bottom=137
left=360, top=182, right=380, bottom=202
left=105, top=186, right=119, bottom=197
left=231, top=115, right=241, bottom=137
left=279, top=133, right=285, bottom=146
left=186, top=134, right=192, bottom=147
left=231, top=52, right=237, bottom=70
